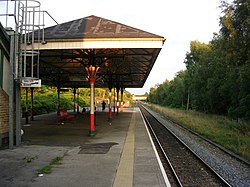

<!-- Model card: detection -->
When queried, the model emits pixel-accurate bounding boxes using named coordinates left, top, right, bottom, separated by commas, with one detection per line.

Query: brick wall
left=0, top=88, right=9, bottom=140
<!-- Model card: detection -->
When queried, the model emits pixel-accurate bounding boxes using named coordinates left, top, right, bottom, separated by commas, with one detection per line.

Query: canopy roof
left=24, top=15, right=165, bottom=89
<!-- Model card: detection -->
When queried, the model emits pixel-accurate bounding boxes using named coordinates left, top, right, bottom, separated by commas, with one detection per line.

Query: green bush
left=21, top=92, right=72, bottom=115
left=21, top=86, right=132, bottom=116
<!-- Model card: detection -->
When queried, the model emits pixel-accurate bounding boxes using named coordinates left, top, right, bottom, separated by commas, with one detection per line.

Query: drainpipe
left=8, top=32, right=14, bottom=148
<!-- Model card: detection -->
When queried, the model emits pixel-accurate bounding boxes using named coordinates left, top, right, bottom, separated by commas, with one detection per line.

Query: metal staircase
left=0, top=0, right=57, bottom=148
left=0, top=0, right=57, bottom=85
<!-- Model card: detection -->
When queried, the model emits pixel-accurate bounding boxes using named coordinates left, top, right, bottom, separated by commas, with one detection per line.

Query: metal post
left=25, top=87, right=29, bottom=124
left=73, top=88, right=76, bottom=112
left=15, top=82, right=21, bottom=146
left=121, top=88, right=124, bottom=112
left=56, top=86, right=61, bottom=124
left=23, top=0, right=28, bottom=77
left=113, top=88, right=116, bottom=113
left=85, top=64, right=99, bottom=136
left=116, top=87, right=120, bottom=115
left=31, top=7, right=36, bottom=78
left=107, top=76, right=112, bottom=121
left=9, top=33, right=15, bottom=149
left=89, top=78, right=95, bottom=136
left=5, top=0, right=9, bottom=28
left=15, top=1, right=22, bottom=146
left=30, top=87, right=34, bottom=121
left=77, top=89, right=79, bottom=113
left=57, top=86, right=60, bottom=113
left=108, top=89, right=112, bottom=122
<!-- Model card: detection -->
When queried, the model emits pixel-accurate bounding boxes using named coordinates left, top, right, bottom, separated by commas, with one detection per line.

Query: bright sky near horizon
left=1, top=0, right=225, bottom=95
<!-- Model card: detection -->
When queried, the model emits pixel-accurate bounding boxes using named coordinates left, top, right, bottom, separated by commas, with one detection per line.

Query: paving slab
left=0, top=108, right=167, bottom=187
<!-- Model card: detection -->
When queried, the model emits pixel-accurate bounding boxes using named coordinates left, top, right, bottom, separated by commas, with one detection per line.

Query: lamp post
left=85, top=65, right=99, bottom=136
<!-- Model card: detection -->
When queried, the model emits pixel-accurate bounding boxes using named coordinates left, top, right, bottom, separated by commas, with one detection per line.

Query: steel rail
left=139, top=104, right=231, bottom=187
left=140, top=107, right=183, bottom=187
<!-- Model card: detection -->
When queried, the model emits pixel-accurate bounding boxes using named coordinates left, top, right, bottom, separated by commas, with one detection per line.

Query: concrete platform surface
left=0, top=108, right=167, bottom=187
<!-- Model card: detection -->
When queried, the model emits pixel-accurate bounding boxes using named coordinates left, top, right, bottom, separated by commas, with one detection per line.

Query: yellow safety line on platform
left=113, top=111, right=135, bottom=187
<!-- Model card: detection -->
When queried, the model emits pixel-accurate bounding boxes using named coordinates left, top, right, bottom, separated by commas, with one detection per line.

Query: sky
left=1, top=0, right=225, bottom=95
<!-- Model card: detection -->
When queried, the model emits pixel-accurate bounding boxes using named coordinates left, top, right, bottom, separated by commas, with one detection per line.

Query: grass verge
left=145, top=103, right=250, bottom=162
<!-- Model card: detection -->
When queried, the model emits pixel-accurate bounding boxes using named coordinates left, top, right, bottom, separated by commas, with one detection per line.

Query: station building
left=0, top=2, right=165, bottom=148
left=0, top=23, right=10, bottom=146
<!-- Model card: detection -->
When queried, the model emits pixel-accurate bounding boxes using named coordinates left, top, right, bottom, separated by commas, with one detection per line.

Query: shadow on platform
left=21, top=109, right=133, bottom=147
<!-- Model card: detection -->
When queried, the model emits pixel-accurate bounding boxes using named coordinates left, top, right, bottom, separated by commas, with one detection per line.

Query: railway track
left=139, top=105, right=231, bottom=187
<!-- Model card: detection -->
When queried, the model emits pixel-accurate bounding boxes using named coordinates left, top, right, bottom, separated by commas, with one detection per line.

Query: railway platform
left=0, top=107, right=168, bottom=186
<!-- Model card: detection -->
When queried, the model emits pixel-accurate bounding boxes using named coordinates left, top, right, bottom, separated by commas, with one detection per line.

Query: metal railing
left=0, top=0, right=57, bottom=81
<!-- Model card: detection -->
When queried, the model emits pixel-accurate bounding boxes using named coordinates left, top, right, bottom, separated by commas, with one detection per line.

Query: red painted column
left=89, top=78, right=95, bottom=136
left=85, top=65, right=99, bottom=136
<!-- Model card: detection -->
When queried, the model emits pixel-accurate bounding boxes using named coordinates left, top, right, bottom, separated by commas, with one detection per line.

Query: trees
left=184, top=41, right=213, bottom=112
left=217, top=0, right=250, bottom=119
left=148, top=0, right=250, bottom=120
left=148, top=74, right=187, bottom=109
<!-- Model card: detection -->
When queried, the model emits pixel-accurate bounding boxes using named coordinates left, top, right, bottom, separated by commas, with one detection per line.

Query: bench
left=59, top=109, right=75, bottom=121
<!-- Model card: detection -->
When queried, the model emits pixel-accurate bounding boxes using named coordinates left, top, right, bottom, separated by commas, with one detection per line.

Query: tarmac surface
left=0, top=107, right=167, bottom=187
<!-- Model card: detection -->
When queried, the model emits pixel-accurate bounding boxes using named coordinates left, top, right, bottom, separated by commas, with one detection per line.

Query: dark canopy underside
left=25, top=15, right=165, bottom=89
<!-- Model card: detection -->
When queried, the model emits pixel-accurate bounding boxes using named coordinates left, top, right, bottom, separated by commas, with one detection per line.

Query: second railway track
left=139, top=105, right=231, bottom=187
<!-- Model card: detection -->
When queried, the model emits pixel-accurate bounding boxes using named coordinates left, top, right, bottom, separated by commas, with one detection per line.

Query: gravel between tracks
left=145, top=107, right=250, bottom=187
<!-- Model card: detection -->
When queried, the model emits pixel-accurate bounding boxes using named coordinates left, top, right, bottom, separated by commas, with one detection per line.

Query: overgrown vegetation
left=50, top=156, right=62, bottom=165
left=21, top=86, right=133, bottom=116
left=23, top=155, right=38, bottom=163
left=146, top=103, right=250, bottom=161
left=37, top=156, right=63, bottom=174
left=37, top=165, right=52, bottom=174
left=148, top=0, right=250, bottom=121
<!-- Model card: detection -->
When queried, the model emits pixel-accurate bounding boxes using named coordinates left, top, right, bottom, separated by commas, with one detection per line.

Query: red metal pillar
left=89, top=78, right=95, bottom=136
left=85, top=65, right=99, bottom=136
left=108, top=89, right=112, bottom=122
